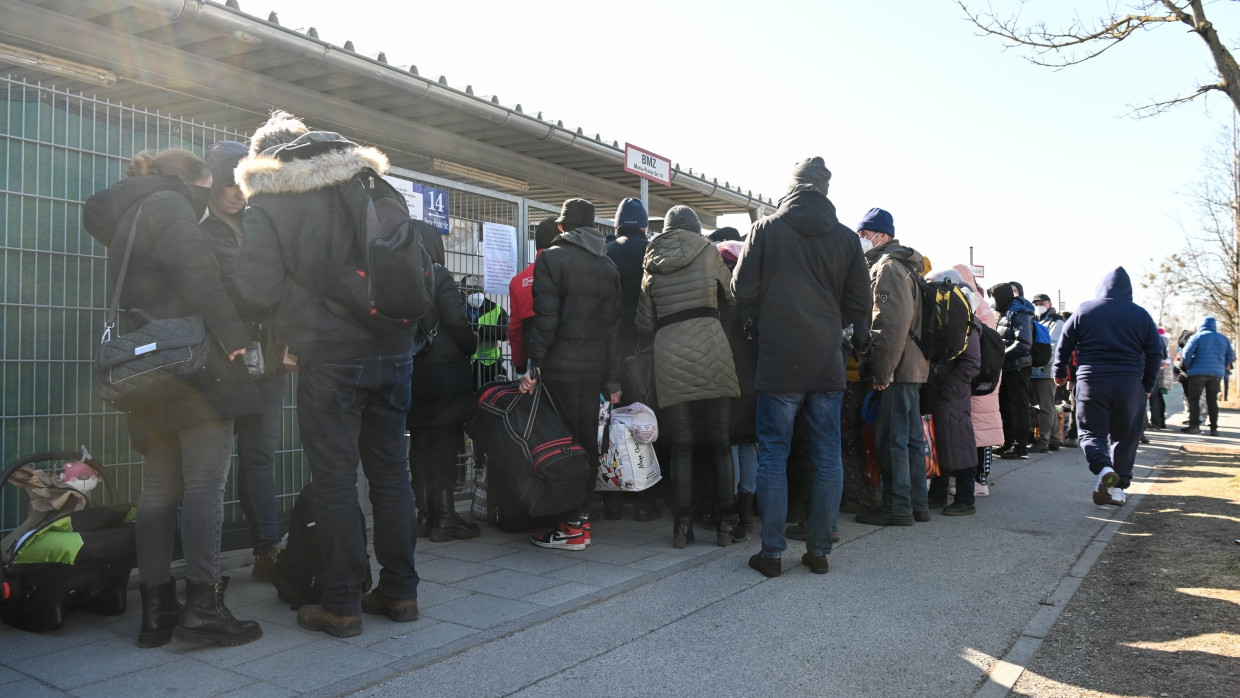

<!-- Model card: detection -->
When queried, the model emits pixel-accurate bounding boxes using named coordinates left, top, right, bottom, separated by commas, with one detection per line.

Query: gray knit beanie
left=664, top=205, right=701, bottom=234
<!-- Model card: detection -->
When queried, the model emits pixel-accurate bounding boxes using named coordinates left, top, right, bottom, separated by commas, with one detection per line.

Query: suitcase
left=465, top=381, right=592, bottom=526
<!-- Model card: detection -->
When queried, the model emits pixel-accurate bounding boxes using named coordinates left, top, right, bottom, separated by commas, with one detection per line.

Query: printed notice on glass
left=482, top=222, right=518, bottom=295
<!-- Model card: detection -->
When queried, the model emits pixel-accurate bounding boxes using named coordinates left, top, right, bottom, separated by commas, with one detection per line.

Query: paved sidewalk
left=2, top=387, right=1228, bottom=696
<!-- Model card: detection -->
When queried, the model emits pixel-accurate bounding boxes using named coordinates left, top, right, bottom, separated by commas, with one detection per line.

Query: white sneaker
left=974, top=483, right=990, bottom=497
left=1107, top=487, right=1127, bottom=505
left=1093, top=467, right=1119, bottom=505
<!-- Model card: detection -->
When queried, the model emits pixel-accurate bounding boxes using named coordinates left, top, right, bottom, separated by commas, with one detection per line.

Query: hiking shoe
left=531, top=521, right=585, bottom=550
left=801, top=552, right=829, bottom=574
left=251, top=546, right=280, bottom=581
left=1106, top=487, right=1127, bottom=505
left=1093, top=467, right=1120, bottom=505
left=1048, top=442, right=1060, bottom=451
left=785, top=522, right=807, bottom=541
left=1029, top=442, right=1049, bottom=454
left=855, top=510, right=915, bottom=526
left=361, top=589, right=419, bottom=622
left=912, top=510, right=931, bottom=523
left=1181, top=426, right=1202, bottom=434
left=297, top=605, right=361, bottom=638
left=943, top=502, right=976, bottom=516
left=748, top=553, right=781, bottom=578
left=974, top=483, right=990, bottom=497
left=1000, top=450, right=1027, bottom=460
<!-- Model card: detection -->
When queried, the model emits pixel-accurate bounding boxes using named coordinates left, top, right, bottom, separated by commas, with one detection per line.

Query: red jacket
left=508, top=255, right=539, bottom=370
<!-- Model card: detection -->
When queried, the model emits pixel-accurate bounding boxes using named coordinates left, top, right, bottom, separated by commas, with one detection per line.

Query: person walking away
left=1179, top=316, right=1235, bottom=436
left=635, top=206, right=741, bottom=548
left=235, top=114, right=420, bottom=636
left=1029, top=293, right=1065, bottom=452
left=603, top=197, right=660, bottom=521
left=924, top=269, right=983, bottom=515
left=987, top=281, right=1035, bottom=460
left=201, top=140, right=288, bottom=581
left=521, top=198, right=622, bottom=550
left=854, top=208, right=932, bottom=527
left=408, top=224, right=480, bottom=541
left=82, top=148, right=262, bottom=647
left=953, top=264, right=1003, bottom=497
left=1053, top=267, right=1162, bottom=506
left=732, top=157, right=872, bottom=577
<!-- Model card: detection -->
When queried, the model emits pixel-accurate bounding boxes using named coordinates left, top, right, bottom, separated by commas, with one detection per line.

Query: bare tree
left=958, top=1, right=1240, bottom=117
left=1138, top=253, right=1191, bottom=327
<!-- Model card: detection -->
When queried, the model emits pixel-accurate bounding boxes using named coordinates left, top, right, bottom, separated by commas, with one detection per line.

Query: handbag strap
left=101, top=204, right=143, bottom=343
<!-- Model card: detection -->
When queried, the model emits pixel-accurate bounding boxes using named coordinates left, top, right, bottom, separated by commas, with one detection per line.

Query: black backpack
left=972, top=321, right=1006, bottom=396
left=319, top=168, right=434, bottom=336
left=272, top=481, right=372, bottom=610
left=910, top=275, right=973, bottom=365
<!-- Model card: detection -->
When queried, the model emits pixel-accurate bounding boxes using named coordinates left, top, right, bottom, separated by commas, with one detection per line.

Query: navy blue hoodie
left=1052, top=267, right=1162, bottom=391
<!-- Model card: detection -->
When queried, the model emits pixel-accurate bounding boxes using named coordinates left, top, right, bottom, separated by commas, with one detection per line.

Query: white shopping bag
left=596, top=402, right=662, bottom=492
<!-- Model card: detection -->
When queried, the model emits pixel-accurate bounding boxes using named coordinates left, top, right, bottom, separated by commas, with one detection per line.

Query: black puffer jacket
left=82, top=175, right=259, bottom=450
left=606, top=225, right=649, bottom=358
left=409, top=227, right=477, bottom=426
left=234, top=145, right=415, bottom=363
left=526, top=226, right=622, bottom=390
left=732, top=185, right=872, bottom=393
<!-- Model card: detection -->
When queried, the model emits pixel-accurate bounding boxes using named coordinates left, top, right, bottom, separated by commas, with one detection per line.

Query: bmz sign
left=624, top=143, right=672, bottom=187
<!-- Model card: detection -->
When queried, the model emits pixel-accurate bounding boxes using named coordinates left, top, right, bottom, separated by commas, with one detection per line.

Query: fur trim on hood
left=236, top=145, right=389, bottom=198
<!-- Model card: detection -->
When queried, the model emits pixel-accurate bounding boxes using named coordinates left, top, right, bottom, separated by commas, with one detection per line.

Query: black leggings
left=662, top=397, right=734, bottom=516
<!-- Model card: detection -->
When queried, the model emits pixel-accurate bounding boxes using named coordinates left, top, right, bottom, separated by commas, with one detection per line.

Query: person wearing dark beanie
left=709, top=227, right=742, bottom=243
left=789, top=156, right=832, bottom=196
left=605, top=196, right=658, bottom=520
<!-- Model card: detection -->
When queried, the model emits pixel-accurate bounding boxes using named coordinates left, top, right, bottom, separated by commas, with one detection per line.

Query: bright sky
left=254, top=0, right=1236, bottom=314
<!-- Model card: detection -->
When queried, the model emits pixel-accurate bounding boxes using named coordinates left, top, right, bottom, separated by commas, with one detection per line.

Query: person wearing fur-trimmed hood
left=234, top=112, right=420, bottom=637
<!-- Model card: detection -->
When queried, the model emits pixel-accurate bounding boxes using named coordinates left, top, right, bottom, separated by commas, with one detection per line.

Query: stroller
left=0, top=448, right=137, bottom=632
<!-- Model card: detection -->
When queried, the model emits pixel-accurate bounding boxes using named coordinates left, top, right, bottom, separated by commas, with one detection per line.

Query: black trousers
left=999, top=367, right=1032, bottom=452
left=545, top=379, right=604, bottom=518
left=662, top=397, right=734, bottom=516
left=1185, top=375, right=1222, bottom=430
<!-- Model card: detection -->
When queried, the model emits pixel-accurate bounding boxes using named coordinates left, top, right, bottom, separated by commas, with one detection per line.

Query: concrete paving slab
left=484, top=549, right=582, bottom=575
left=1, top=678, right=68, bottom=697
left=564, top=542, right=657, bottom=565
left=188, top=618, right=318, bottom=668
left=425, top=541, right=519, bottom=563
left=72, top=656, right=252, bottom=698
left=366, top=620, right=477, bottom=659
left=8, top=635, right=177, bottom=690
left=418, top=593, right=542, bottom=630
left=0, top=663, right=26, bottom=685
left=453, top=569, right=565, bottom=599
left=232, top=638, right=391, bottom=693
left=0, top=622, right=118, bottom=663
left=214, top=681, right=300, bottom=698
left=409, top=580, right=474, bottom=610
left=518, top=582, right=599, bottom=607
left=546, top=560, right=645, bottom=586
left=412, top=558, right=496, bottom=585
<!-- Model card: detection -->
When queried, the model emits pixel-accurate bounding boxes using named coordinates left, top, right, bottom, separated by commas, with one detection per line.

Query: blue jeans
left=732, top=442, right=758, bottom=495
left=755, top=391, right=843, bottom=558
left=234, top=373, right=287, bottom=554
left=298, top=351, right=419, bottom=615
left=875, top=383, right=927, bottom=516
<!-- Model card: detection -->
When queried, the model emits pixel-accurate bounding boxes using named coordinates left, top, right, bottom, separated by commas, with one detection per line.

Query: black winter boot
left=672, top=511, right=694, bottom=549
left=137, top=580, right=182, bottom=648
left=429, top=486, right=480, bottom=542
left=176, top=578, right=262, bottom=646
left=717, top=514, right=745, bottom=547
left=737, top=493, right=757, bottom=533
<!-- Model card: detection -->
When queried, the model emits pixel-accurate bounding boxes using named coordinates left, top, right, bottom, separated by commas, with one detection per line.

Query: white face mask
left=859, top=237, right=873, bottom=253
left=467, top=293, right=485, bottom=309
left=1035, top=305, right=1048, bottom=317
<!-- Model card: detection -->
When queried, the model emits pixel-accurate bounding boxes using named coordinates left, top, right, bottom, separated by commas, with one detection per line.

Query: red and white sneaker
left=531, top=521, right=585, bottom=551
left=581, top=514, right=591, bottom=547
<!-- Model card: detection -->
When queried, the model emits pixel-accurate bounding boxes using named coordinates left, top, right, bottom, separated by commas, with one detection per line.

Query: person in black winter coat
left=201, top=140, right=287, bottom=581
left=235, top=114, right=420, bottom=637
left=408, top=223, right=480, bottom=542
left=82, top=148, right=261, bottom=649
left=988, top=281, right=1036, bottom=460
left=521, top=198, right=622, bottom=551
left=603, top=197, right=660, bottom=522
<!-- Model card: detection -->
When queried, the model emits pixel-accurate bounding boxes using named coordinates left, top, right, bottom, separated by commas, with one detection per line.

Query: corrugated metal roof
left=0, top=0, right=775, bottom=223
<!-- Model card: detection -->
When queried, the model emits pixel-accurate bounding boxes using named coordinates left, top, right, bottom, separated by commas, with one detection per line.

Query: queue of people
left=83, top=111, right=1230, bottom=646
